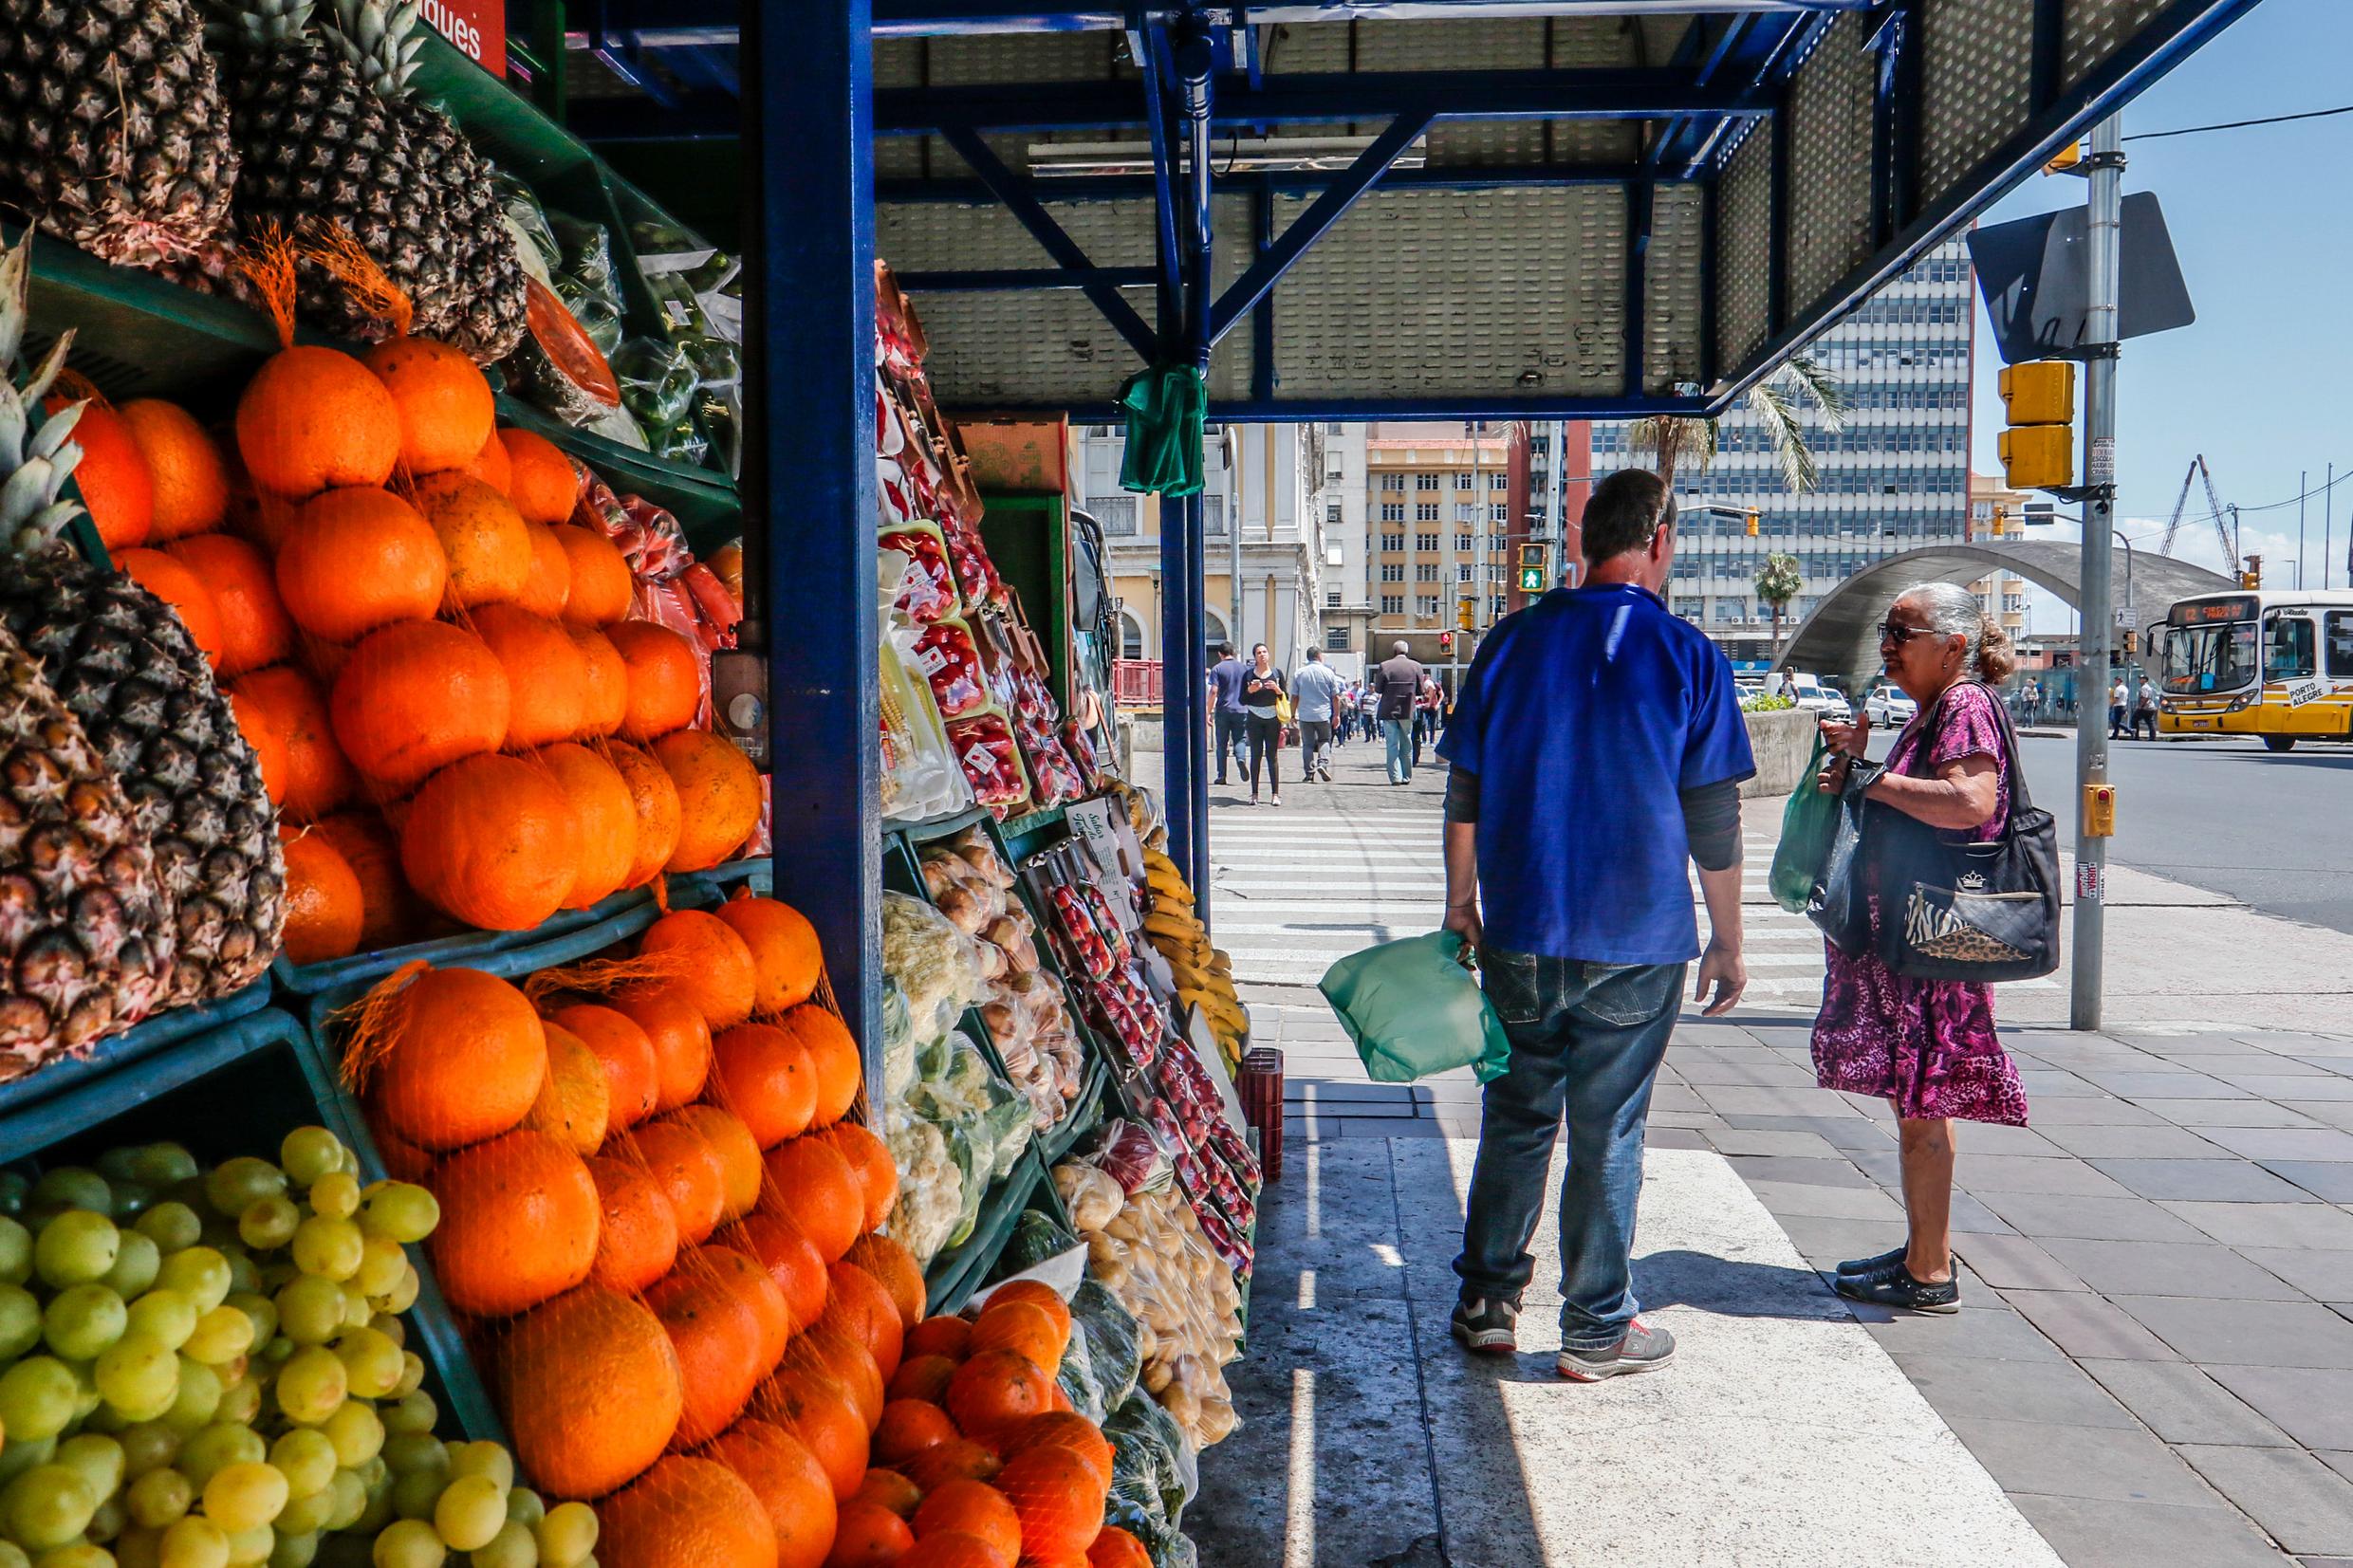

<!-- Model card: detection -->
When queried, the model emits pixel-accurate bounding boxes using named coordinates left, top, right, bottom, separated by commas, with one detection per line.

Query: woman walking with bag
left=1241, top=642, right=1288, bottom=806
left=1813, top=582, right=2040, bottom=1315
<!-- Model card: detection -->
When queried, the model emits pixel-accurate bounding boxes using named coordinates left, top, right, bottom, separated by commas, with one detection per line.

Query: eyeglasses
left=1879, top=620, right=1934, bottom=645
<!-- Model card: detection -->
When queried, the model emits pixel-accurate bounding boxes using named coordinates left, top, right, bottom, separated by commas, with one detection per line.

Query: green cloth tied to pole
left=1116, top=363, right=1207, bottom=496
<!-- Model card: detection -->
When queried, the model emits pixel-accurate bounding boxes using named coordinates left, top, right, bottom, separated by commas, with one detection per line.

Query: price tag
left=913, top=643, right=950, bottom=677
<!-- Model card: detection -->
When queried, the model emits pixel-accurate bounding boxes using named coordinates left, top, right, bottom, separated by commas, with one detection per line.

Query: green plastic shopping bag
left=1769, top=729, right=1837, bottom=913
left=1319, top=932, right=1512, bottom=1084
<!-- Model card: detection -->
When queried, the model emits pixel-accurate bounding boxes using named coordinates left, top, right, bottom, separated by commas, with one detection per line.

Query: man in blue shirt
left=1437, top=469, right=1752, bottom=1380
left=1290, top=648, right=1346, bottom=782
left=1205, top=643, right=1249, bottom=785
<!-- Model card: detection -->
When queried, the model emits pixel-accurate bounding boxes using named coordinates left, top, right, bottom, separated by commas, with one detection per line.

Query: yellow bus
left=2158, top=590, right=2353, bottom=749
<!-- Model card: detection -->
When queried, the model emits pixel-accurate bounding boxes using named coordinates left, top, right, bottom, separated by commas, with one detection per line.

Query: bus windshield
left=2163, top=618, right=2257, bottom=695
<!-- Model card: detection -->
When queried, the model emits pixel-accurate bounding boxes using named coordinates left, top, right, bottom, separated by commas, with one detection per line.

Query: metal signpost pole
left=2071, top=113, right=2122, bottom=1032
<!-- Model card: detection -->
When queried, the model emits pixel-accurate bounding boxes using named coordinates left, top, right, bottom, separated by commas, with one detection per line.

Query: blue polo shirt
left=1207, top=658, right=1249, bottom=716
left=1438, top=582, right=1754, bottom=965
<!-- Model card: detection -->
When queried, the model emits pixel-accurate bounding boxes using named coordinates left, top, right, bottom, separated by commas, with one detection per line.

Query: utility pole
left=2299, top=470, right=2307, bottom=589
left=2071, top=113, right=2122, bottom=1033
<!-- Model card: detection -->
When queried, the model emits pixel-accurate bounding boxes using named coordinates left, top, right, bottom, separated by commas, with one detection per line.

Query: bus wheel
left=2264, top=736, right=2298, bottom=752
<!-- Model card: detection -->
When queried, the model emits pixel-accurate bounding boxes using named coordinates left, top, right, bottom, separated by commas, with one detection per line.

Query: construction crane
left=2158, top=453, right=2239, bottom=575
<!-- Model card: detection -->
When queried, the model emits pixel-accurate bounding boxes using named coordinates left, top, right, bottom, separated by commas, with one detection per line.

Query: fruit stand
left=0, top=6, right=1260, bottom=1564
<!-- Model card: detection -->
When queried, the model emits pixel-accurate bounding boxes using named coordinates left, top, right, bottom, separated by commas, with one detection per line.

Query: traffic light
left=2241, top=554, right=2263, bottom=590
left=1516, top=543, right=1547, bottom=593
left=1456, top=596, right=1475, bottom=632
left=1744, top=509, right=1759, bottom=538
left=1998, top=361, right=2075, bottom=490
left=1992, top=507, right=2009, bottom=538
left=1437, top=632, right=1454, bottom=654
left=2121, top=629, right=2138, bottom=656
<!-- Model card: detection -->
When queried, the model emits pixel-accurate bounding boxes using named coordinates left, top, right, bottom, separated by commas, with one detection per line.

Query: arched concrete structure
left=1773, top=542, right=2237, bottom=690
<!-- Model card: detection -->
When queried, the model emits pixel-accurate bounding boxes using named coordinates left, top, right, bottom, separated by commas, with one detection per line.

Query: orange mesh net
left=234, top=223, right=302, bottom=349
left=304, top=218, right=416, bottom=341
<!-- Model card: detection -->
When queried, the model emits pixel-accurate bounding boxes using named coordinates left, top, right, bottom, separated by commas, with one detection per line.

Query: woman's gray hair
left=1896, top=581, right=2018, bottom=681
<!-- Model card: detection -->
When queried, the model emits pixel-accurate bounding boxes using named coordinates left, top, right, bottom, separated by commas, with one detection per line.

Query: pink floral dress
left=1811, top=682, right=2030, bottom=1126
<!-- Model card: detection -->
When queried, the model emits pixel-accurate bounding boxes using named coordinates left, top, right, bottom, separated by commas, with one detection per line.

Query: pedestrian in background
left=1376, top=640, right=1425, bottom=784
left=1292, top=647, right=1344, bottom=783
left=1440, top=469, right=1752, bottom=1379
left=1413, top=673, right=1441, bottom=768
left=1812, top=581, right=2029, bottom=1315
left=1241, top=643, right=1287, bottom=806
left=2134, top=674, right=2158, bottom=741
left=1208, top=642, right=1249, bottom=785
left=2108, top=674, right=2128, bottom=739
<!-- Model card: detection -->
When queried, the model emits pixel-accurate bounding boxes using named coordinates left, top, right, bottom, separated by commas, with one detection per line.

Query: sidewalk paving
left=1173, top=731, right=2353, bottom=1567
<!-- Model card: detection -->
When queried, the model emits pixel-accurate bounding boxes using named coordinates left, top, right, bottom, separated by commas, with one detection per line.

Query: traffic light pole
left=2071, top=113, right=2123, bottom=1033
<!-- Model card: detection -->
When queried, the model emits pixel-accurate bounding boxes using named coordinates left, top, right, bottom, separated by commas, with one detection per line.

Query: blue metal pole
left=742, top=0, right=881, bottom=1076
left=1160, top=493, right=1199, bottom=895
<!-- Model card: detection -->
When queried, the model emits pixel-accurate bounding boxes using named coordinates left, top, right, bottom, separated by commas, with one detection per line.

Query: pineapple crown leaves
left=322, top=0, right=429, bottom=101
left=205, top=0, right=317, bottom=53
left=0, top=232, right=88, bottom=554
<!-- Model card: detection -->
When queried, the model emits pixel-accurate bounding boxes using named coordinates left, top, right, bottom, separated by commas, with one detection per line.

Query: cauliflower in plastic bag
left=884, top=1115, right=962, bottom=1264
left=882, top=891, right=988, bottom=1039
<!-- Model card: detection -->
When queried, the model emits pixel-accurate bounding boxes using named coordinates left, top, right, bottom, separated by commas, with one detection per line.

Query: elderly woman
left=1813, top=581, right=2029, bottom=1314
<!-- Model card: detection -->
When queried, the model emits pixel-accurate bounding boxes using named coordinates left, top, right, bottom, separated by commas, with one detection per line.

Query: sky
left=1962, top=0, right=2353, bottom=629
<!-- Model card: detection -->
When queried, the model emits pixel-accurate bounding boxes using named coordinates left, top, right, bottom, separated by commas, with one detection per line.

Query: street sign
left=1968, top=193, right=2194, bottom=365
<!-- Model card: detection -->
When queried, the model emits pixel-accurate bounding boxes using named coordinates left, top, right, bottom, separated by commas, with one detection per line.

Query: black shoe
left=1450, top=1294, right=1519, bottom=1354
left=1835, top=1264, right=1959, bottom=1315
left=1836, top=1245, right=1908, bottom=1279
left=1558, top=1318, right=1676, bottom=1381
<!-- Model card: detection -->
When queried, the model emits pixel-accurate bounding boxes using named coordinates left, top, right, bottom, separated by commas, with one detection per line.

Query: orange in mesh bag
left=755, top=1361, right=873, bottom=1502
left=470, top=602, right=588, bottom=747
left=329, top=618, right=510, bottom=793
left=598, top=1453, right=779, bottom=1568
left=968, top=1300, right=1063, bottom=1374
left=899, top=1529, right=1017, bottom=1568
left=231, top=665, right=354, bottom=821
left=518, top=518, right=574, bottom=614
left=277, top=483, right=448, bottom=642
left=555, top=520, right=635, bottom=628
left=649, top=1253, right=775, bottom=1448
left=714, top=892, right=825, bottom=1013
left=638, top=908, right=759, bottom=1029
left=409, top=467, right=531, bottom=607
left=502, top=1283, right=684, bottom=1499
left=430, top=1127, right=601, bottom=1316
left=844, top=1232, right=926, bottom=1331
left=610, top=618, right=704, bottom=743
left=874, top=1398, right=958, bottom=1467
left=535, top=740, right=639, bottom=909
left=399, top=750, right=582, bottom=930
left=789, top=1304, right=888, bottom=1430
left=655, top=727, right=765, bottom=873
left=343, top=964, right=546, bottom=1150
left=826, top=1258, right=907, bottom=1382
left=555, top=1001, right=662, bottom=1130
left=910, top=1477, right=1020, bottom=1563
left=833, top=1497, right=917, bottom=1565
left=710, top=1023, right=819, bottom=1148
left=586, top=1151, right=680, bottom=1293
left=715, top=1211, right=830, bottom=1332
left=1003, top=1411, right=1114, bottom=1489
left=943, top=1349, right=1052, bottom=1444
left=1088, top=1525, right=1155, bottom=1568
left=525, top=1020, right=612, bottom=1153
left=675, top=1101, right=767, bottom=1225
left=819, top=1121, right=898, bottom=1232
left=163, top=531, right=289, bottom=675
left=707, top=1417, right=841, bottom=1568
left=232, top=226, right=401, bottom=497
left=761, top=1134, right=863, bottom=1264
left=618, top=1110, right=732, bottom=1245
left=993, top=1441, right=1107, bottom=1559
left=574, top=625, right=630, bottom=736
left=607, top=738, right=686, bottom=887
left=778, top=1005, right=862, bottom=1130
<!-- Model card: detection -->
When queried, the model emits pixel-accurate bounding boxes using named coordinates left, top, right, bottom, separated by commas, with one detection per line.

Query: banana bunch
left=1141, top=844, right=1249, bottom=1070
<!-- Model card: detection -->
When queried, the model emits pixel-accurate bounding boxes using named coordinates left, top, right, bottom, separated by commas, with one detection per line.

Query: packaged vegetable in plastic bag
left=1106, top=1391, right=1195, bottom=1520
left=881, top=891, right=988, bottom=1041
left=1072, top=1277, right=1142, bottom=1407
left=938, top=1117, right=988, bottom=1249
left=1054, top=1317, right=1105, bottom=1423
left=997, top=1208, right=1080, bottom=1277
left=883, top=1115, right=962, bottom=1264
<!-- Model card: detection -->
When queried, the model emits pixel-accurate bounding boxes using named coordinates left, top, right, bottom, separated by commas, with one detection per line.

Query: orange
left=399, top=752, right=581, bottom=931
left=873, top=1401, right=957, bottom=1468
left=500, top=428, right=583, bottom=525
left=760, top=1135, right=862, bottom=1264
left=428, top=1129, right=600, bottom=1317
left=897, top=1533, right=1006, bottom=1568
left=365, top=967, right=546, bottom=1150
left=609, top=619, right=702, bottom=741
left=274, top=485, right=448, bottom=641
left=647, top=1261, right=769, bottom=1448
left=464, top=424, right=512, bottom=495
left=329, top=618, right=510, bottom=792
left=120, top=397, right=228, bottom=538
left=161, top=532, right=291, bottom=676
left=53, top=396, right=152, bottom=548
left=715, top=1214, right=829, bottom=1336
left=829, top=1260, right=907, bottom=1383
left=787, top=1314, right=885, bottom=1433
left=910, top=1480, right=1018, bottom=1567
left=536, top=741, right=638, bottom=910
left=1087, top=1527, right=1152, bottom=1568
left=991, top=1445, right=1103, bottom=1559
left=621, top=1113, right=731, bottom=1245
left=597, top=1455, right=778, bottom=1568
left=585, top=1153, right=679, bottom=1294
left=411, top=470, right=532, bottom=609
left=277, top=826, right=361, bottom=966
left=554, top=1003, right=660, bottom=1131
left=374, top=1122, right=433, bottom=1185
left=572, top=628, right=628, bottom=738
left=896, top=1441, right=999, bottom=1495
left=469, top=603, right=587, bottom=750
left=966, top=1302, right=1059, bottom=1377
left=820, top=1123, right=897, bottom=1235
left=234, top=695, right=288, bottom=806
left=526, top=1022, right=612, bottom=1155
left=655, top=728, right=762, bottom=873
left=715, top=895, right=824, bottom=1015
left=502, top=1285, right=682, bottom=1501
left=828, top=1499, right=916, bottom=1567
left=1002, top=1413, right=1112, bottom=1491
left=614, top=983, right=714, bottom=1111
left=236, top=343, right=400, bottom=497
left=517, top=522, right=571, bottom=618
left=673, top=1102, right=765, bottom=1225
left=758, top=1363, right=871, bottom=1503
left=553, top=524, right=632, bottom=629
left=607, top=739, right=684, bottom=887
left=780, top=1006, right=862, bottom=1130
left=229, top=666, right=354, bottom=821
left=903, top=1319, right=972, bottom=1365
left=116, top=546, right=222, bottom=665
left=854, top=1470, right=922, bottom=1521
left=710, top=1024, right=818, bottom=1149
left=312, top=810, right=417, bottom=947
left=887, top=1356, right=955, bottom=1407
left=981, top=1283, right=1071, bottom=1350
left=700, top=1241, right=794, bottom=1369
left=637, top=909, right=759, bottom=1030
left=845, top=1235, right=925, bottom=1333
left=707, top=1419, right=840, bottom=1568
left=942, top=1353, right=1053, bottom=1445
left=361, top=335, right=495, bottom=474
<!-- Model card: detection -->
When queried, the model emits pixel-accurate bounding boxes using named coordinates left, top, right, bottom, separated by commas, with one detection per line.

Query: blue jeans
left=1454, top=952, right=1687, bottom=1349
left=1382, top=717, right=1414, bottom=783
left=1213, top=710, right=1247, bottom=782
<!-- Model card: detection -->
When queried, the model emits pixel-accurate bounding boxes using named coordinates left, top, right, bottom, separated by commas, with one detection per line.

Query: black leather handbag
left=1873, top=683, right=2061, bottom=983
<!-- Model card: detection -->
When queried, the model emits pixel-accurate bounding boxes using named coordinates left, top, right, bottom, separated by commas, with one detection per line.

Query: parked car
left=1865, top=684, right=1919, bottom=726
left=1783, top=673, right=1847, bottom=719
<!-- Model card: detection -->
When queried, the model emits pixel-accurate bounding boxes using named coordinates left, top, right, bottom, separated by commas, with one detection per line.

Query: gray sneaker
left=1557, top=1318, right=1677, bottom=1381
left=1450, top=1295, right=1519, bottom=1354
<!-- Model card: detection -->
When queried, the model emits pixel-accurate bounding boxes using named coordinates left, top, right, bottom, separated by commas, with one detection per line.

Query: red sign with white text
left=422, top=0, right=504, bottom=75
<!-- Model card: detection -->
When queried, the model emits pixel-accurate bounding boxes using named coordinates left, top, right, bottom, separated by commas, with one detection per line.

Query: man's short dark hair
left=1582, top=469, right=1676, bottom=563
left=1306, top=647, right=1323, bottom=661
left=1216, top=642, right=1232, bottom=657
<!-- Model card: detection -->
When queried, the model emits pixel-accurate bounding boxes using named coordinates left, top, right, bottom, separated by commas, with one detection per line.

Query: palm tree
left=1754, top=551, right=1803, bottom=657
left=1629, top=352, right=1848, bottom=495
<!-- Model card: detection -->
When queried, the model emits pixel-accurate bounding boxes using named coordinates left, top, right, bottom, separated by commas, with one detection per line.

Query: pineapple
left=0, top=231, right=283, bottom=1016
left=212, top=0, right=526, bottom=360
left=0, top=0, right=240, bottom=269
left=0, top=237, right=176, bottom=1065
